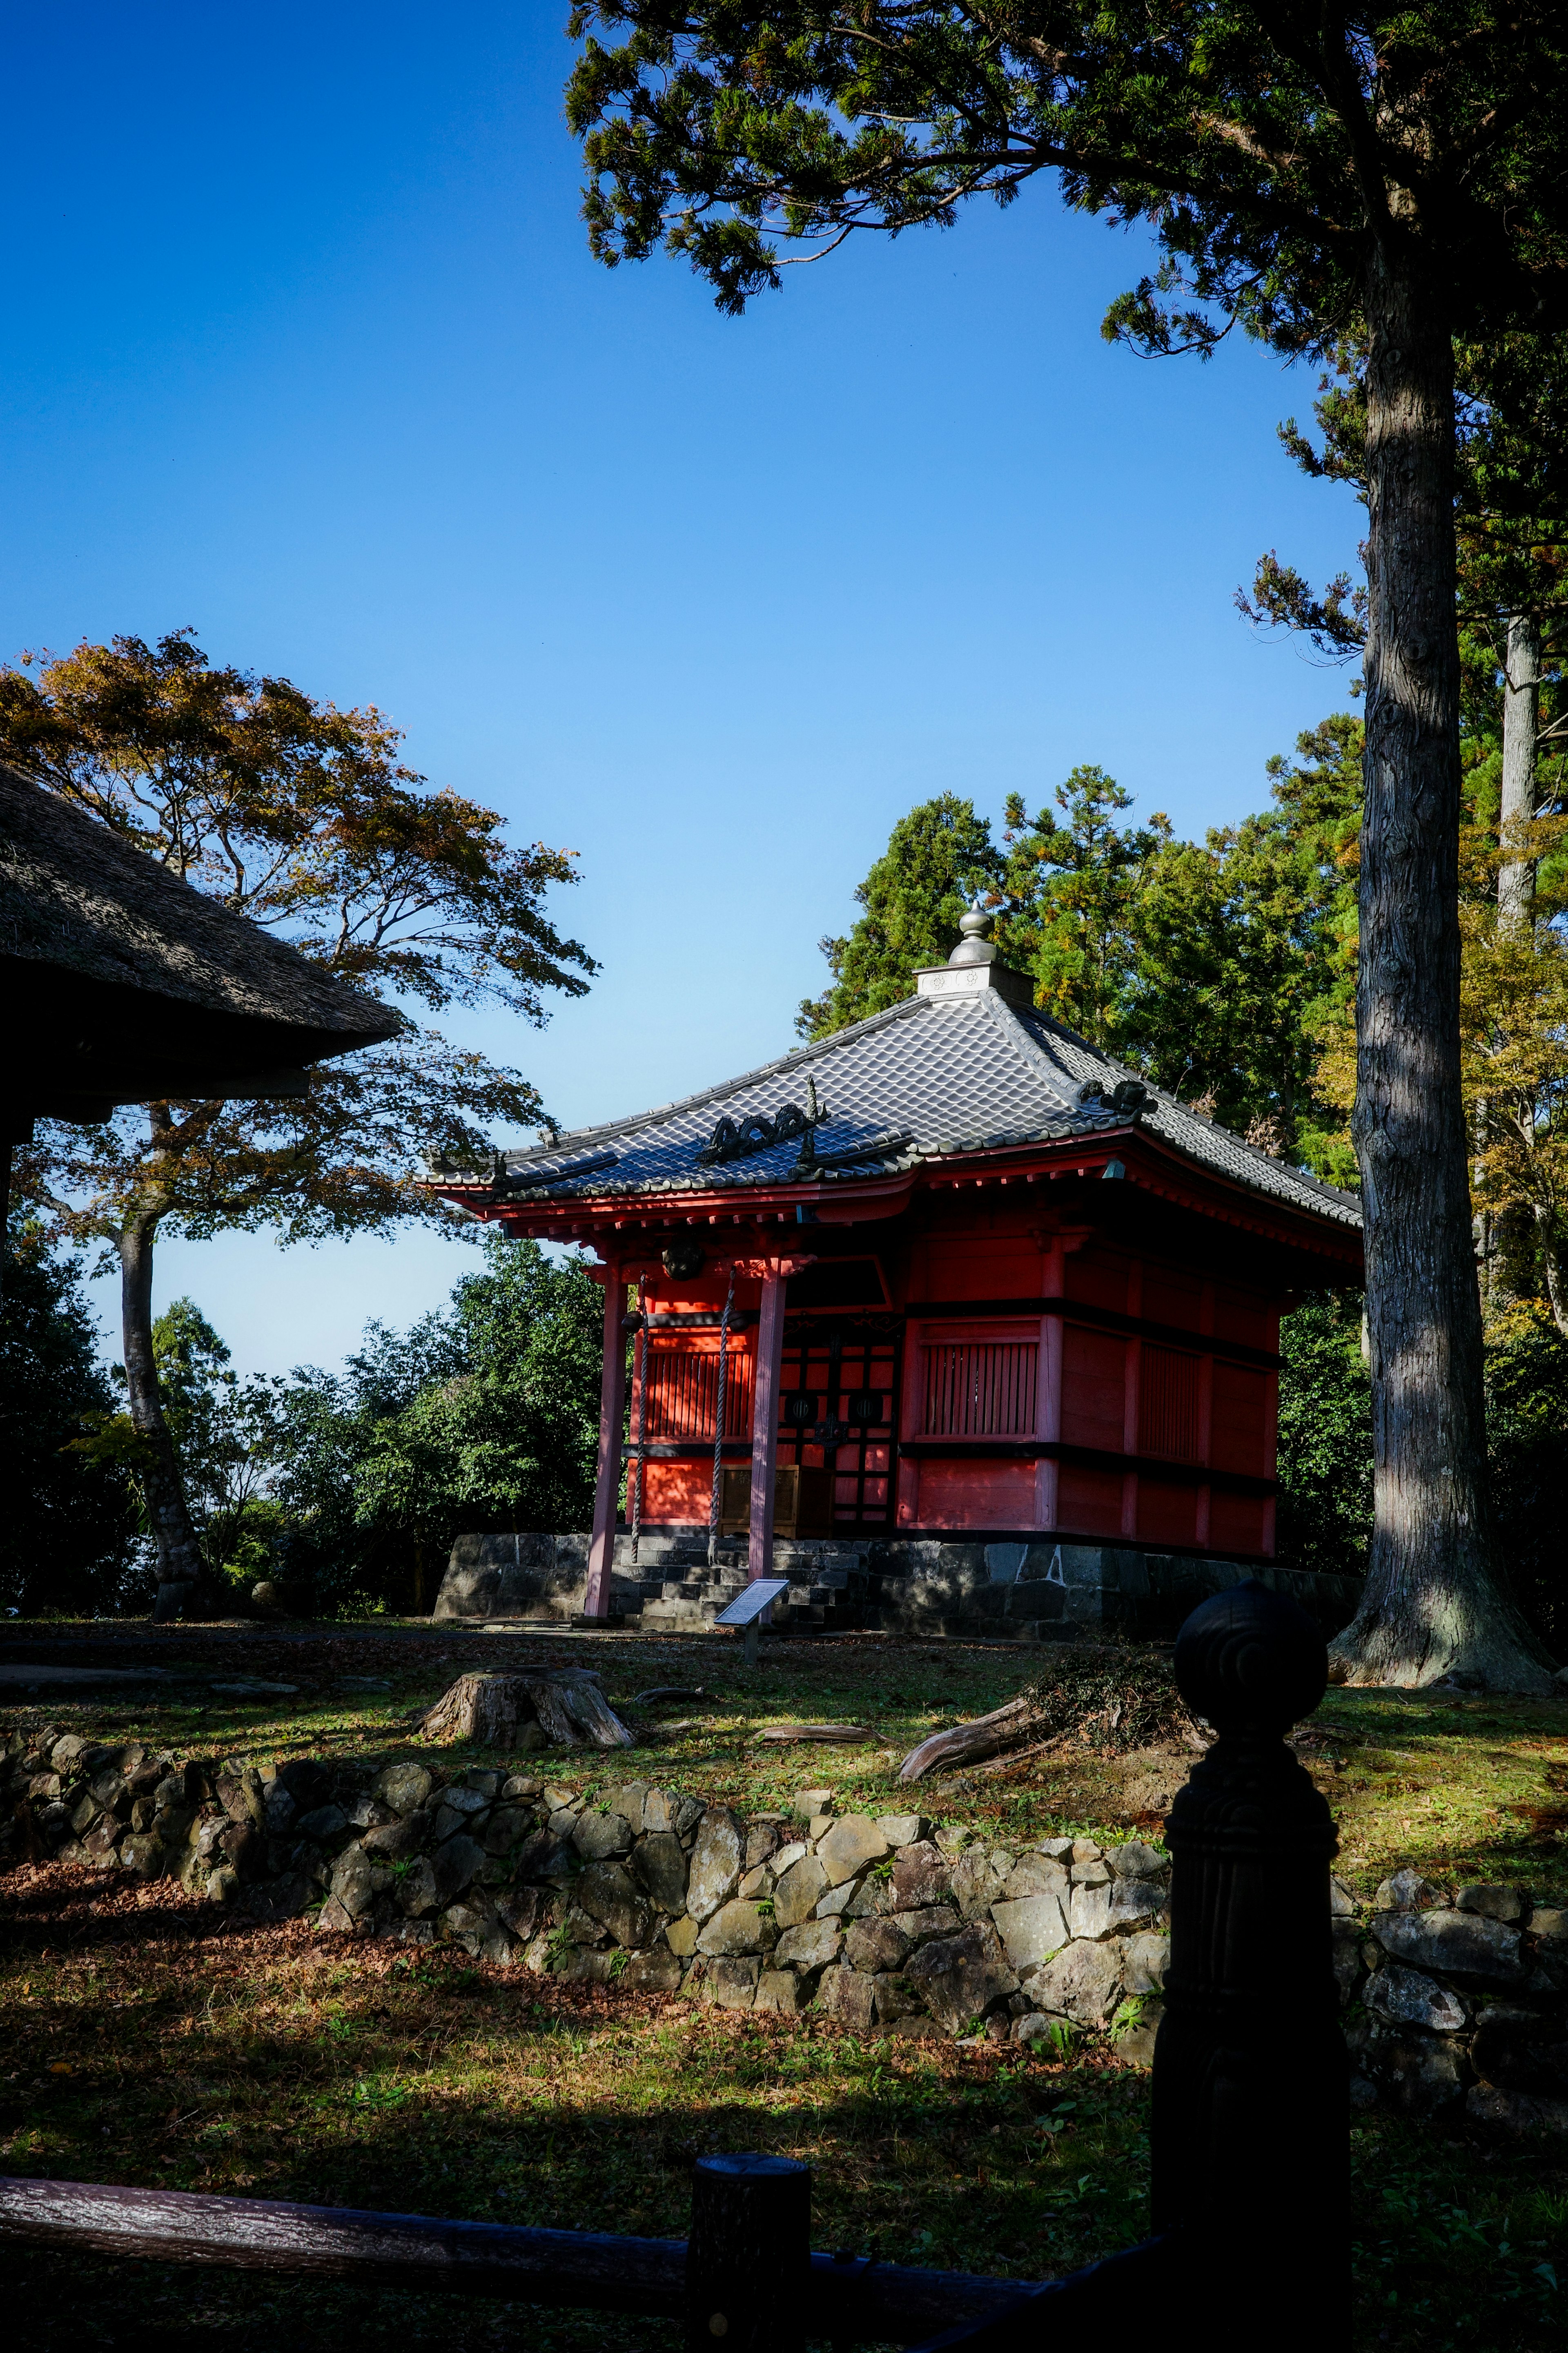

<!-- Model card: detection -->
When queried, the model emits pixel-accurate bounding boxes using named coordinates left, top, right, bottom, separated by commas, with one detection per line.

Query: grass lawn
left=2, top=1618, right=1567, bottom=2349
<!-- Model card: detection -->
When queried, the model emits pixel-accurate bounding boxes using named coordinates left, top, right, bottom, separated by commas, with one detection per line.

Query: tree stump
left=418, top=1672, right=633, bottom=1751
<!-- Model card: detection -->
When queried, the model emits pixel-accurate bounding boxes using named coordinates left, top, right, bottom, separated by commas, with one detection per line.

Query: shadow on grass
left=3, top=1889, right=1566, bottom=2352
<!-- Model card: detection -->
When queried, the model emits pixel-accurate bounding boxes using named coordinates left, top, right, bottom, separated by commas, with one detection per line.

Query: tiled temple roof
left=449, top=970, right=1361, bottom=1233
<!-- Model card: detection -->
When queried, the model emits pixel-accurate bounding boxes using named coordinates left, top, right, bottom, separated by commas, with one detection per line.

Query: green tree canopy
left=272, top=1238, right=603, bottom=1613
left=1275, top=1294, right=1374, bottom=1584
left=1102, top=715, right=1363, bottom=1176
left=0, top=1231, right=135, bottom=1616
left=797, top=793, right=1000, bottom=1037
left=143, top=1299, right=286, bottom=1592
left=1484, top=1309, right=1568, bottom=1655
left=998, top=765, right=1169, bottom=1049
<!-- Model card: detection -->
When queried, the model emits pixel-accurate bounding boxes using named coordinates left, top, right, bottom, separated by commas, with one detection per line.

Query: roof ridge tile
left=501, top=993, right=926, bottom=1171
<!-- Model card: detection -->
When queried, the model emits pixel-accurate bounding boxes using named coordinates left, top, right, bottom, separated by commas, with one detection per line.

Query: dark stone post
left=684, top=2152, right=811, bottom=2353
left=1152, top=1577, right=1349, bottom=2347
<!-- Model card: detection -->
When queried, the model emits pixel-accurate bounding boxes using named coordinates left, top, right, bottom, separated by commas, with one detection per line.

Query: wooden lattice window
left=642, top=1343, right=753, bottom=1439
left=1140, top=1344, right=1202, bottom=1461
left=922, top=1340, right=1038, bottom=1438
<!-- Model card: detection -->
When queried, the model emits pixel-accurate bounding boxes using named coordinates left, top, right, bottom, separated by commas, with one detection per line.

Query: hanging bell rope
left=630, top=1277, right=647, bottom=1567
left=707, top=1266, right=736, bottom=1568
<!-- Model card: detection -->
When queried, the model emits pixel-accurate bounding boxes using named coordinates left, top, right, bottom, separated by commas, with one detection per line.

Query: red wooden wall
left=895, top=1226, right=1279, bottom=1557
left=624, top=1220, right=1283, bottom=1559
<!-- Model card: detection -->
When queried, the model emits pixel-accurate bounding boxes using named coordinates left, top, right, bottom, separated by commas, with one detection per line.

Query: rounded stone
left=771, top=1852, right=827, bottom=1930
left=633, top=1830, right=689, bottom=1915
left=571, top=1809, right=634, bottom=1862
left=1012, top=2011, right=1058, bottom=2049
left=817, top=1814, right=888, bottom=1887
left=1366, top=1963, right=1467, bottom=2034
left=699, top=1898, right=778, bottom=1958
left=686, top=1809, right=744, bottom=1923
left=773, top=1918, right=841, bottom=1974
left=374, top=1762, right=433, bottom=1818
left=1455, top=1882, right=1524, bottom=1924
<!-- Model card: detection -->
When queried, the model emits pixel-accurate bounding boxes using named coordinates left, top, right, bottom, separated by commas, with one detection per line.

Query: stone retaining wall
left=3, top=1727, right=1563, bottom=2130
left=1339, top=1867, right=1568, bottom=2132
left=434, top=1528, right=1361, bottom=1642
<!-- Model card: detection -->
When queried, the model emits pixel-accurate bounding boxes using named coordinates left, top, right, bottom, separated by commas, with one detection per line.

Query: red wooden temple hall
left=426, top=910, right=1363, bottom=1621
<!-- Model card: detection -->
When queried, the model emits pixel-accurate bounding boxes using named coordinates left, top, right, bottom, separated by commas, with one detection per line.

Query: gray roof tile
left=477, top=980, right=1361, bottom=1231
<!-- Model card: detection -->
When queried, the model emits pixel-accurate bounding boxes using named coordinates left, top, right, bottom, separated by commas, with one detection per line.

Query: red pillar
left=747, top=1266, right=787, bottom=1581
left=1120, top=1260, right=1142, bottom=1539
left=583, top=1261, right=626, bottom=1619
left=1036, top=1309, right=1062, bottom=1531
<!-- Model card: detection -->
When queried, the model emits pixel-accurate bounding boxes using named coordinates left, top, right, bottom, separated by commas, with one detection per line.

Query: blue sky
left=4, top=5, right=1363, bottom=1378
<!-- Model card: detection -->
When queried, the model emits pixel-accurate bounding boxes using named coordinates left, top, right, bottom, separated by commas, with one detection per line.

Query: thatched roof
left=0, top=765, right=397, bottom=1120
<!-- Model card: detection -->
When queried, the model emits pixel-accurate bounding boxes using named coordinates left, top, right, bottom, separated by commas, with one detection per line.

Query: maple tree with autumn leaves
left=1, top=629, right=594, bottom=1613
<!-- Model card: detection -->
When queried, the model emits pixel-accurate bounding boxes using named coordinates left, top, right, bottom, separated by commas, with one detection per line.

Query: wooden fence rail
left=0, top=2171, right=1042, bottom=2341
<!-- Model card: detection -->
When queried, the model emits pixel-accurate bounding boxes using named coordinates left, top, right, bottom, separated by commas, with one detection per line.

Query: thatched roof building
left=1, top=765, right=396, bottom=1124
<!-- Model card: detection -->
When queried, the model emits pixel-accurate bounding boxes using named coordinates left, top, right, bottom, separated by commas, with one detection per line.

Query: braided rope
left=630, top=1278, right=646, bottom=1566
left=707, top=1266, right=736, bottom=1568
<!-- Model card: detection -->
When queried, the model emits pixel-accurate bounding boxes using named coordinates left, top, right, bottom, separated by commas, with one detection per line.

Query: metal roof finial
left=948, top=898, right=998, bottom=968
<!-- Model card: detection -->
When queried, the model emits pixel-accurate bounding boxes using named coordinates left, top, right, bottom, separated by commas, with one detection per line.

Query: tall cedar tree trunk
left=1337, top=242, right=1554, bottom=1691
left=1499, top=611, right=1541, bottom=930
left=119, top=1211, right=209, bottom=1621
left=1538, top=1208, right=1568, bottom=1334
left=1487, top=614, right=1543, bottom=1305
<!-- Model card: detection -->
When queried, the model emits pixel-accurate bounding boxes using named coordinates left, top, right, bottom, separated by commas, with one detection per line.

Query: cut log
left=419, top=1673, right=633, bottom=1752
left=757, top=1724, right=873, bottom=1744
left=896, top=1694, right=1038, bottom=1784
left=419, top=1675, right=521, bottom=1746
left=555, top=1678, right=635, bottom=1749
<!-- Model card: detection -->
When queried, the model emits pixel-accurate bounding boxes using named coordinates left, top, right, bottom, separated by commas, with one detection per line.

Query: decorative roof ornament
left=419, top=1142, right=506, bottom=1183
left=697, top=1072, right=830, bottom=1169
left=948, top=899, right=998, bottom=968
left=1076, top=1077, right=1151, bottom=1120
left=697, top=1100, right=809, bottom=1165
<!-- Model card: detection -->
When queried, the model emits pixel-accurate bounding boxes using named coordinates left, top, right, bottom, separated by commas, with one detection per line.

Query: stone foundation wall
left=1338, top=1868, right=1568, bottom=2130
left=3, top=1726, right=1562, bottom=2131
left=434, top=1528, right=1361, bottom=1642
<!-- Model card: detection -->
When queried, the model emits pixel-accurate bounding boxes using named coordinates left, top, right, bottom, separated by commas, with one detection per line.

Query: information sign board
left=713, top=1577, right=791, bottom=1628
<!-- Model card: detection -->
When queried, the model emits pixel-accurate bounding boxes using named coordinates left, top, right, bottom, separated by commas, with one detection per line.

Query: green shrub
left=1276, top=1291, right=1372, bottom=1579
left=1484, top=1306, right=1568, bottom=1651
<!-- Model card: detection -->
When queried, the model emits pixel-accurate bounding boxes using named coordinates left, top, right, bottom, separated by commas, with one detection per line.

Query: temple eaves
left=423, top=912, right=1362, bottom=1238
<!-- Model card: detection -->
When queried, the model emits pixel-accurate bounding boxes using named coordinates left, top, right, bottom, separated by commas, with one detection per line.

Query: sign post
left=714, top=1575, right=791, bottom=1666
